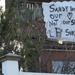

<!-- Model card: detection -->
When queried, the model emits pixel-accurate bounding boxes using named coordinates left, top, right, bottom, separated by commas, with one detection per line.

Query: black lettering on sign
left=70, top=6, right=75, bottom=11
left=48, top=20, right=58, bottom=26
left=49, top=4, right=68, bottom=12
left=62, top=19, right=75, bottom=25
left=55, top=27, right=62, bottom=38
left=67, top=12, right=73, bottom=20
left=50, top=14, right=62, bottom=19
left=71, top=19, right=75, bottom=25
left=48, top=30, right=54, bottom=37
left=63, top=20, right=70, bottom=25
left=65, top=29, right=69, bottom=36
left=65, top=29, right=75, bottom=36
left=54, top=19, right=58, bottom=25
left=50, top=14, right=54, bottom=19
left=49, top=4, right=55, bottom=12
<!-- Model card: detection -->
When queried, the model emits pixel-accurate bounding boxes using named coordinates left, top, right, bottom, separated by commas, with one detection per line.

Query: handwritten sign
left=0, top=0, right=5, bottom=12
left=42, top=1, right=75, bottom=42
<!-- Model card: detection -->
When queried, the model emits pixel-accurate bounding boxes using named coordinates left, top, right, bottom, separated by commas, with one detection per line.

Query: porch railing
left=17, top=1, right=43, bottom=20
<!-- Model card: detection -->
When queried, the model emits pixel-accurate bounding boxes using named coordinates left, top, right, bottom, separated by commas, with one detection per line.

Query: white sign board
left=0, top=0, right=5, bottom=11
left=42, top=1, right=75, bottom=42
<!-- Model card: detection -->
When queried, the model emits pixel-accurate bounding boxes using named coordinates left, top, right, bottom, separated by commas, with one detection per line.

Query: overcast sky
left=0, top=0, right=5, bottom=11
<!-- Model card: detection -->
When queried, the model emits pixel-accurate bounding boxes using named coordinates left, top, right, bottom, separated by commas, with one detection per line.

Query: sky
left=0, top=0, right=5, bottom=11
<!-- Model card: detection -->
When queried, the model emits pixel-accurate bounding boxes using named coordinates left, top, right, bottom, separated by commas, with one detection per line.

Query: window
left=52, top=60, right=75, bottom=74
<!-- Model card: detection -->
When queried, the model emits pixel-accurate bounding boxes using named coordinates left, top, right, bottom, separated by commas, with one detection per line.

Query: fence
left=0, top=53, right=73, bottom=75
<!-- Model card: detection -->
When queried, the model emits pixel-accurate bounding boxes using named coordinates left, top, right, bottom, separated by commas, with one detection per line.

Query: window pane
left=52, top=61, right=75, bottom=74
left=52, top=61, right=63, bottom=73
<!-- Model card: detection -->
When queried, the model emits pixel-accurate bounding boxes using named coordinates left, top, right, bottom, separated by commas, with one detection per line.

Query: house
left=27, top=0, right=75, bottom=74
left=3, top=0, right=75, bottom=74
left=41, top=1, right=75, bottom=74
